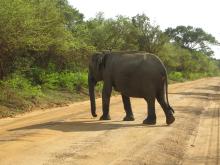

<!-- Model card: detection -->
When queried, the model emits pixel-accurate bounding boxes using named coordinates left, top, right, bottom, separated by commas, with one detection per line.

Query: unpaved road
left=0, top=77, right=220, bottom=165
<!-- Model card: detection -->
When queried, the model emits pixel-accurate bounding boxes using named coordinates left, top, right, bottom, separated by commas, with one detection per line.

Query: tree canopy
left=165, top=26, right=219, bottom=56
left=132, top=14, right=168, bottom=53
left=0, top=0, right=219, bottom=81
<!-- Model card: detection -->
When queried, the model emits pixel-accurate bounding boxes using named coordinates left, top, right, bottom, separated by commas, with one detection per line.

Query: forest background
left=0, top=0, right=219, bottom=117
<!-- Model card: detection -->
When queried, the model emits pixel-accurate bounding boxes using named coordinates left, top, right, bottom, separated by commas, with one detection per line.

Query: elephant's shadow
left=9, top=120, right=168, bottom=133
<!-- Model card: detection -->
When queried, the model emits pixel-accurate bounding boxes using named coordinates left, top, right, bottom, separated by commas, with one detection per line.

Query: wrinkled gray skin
left=88, top=52, right=175, bottom=125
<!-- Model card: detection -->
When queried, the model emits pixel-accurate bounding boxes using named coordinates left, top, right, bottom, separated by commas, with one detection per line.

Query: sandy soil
left=0, top=77, right=219, bottom=165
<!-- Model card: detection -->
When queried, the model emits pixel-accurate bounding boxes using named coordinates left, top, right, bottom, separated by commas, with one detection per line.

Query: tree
left=0, top=0, right=34, bottom=79
left=132, top=14, right=168, bottom=53
left=87, top=13, right=136, bottom=51
left=165, top=26, right=219, bottom=56
left=0, top=0, right=83, bottom=78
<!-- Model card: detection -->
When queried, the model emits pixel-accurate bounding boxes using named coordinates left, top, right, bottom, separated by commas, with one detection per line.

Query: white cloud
left=69, top=0, right=220, bottom=59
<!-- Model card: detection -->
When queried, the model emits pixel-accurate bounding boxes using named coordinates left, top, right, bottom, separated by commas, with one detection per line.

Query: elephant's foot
left=123, top=115, right=135, bottom=121
left=143, top=117, right=156, bottom=125
left=100, top=114, right=111, bottom=120
left=166, top=114, right=175, bottom=125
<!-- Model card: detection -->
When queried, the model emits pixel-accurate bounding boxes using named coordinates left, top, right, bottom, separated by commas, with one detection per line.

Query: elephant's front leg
left=100, top=83, right=112, bottom=120
left=143, top=97, right=156, bottom=125
left=122, top=94, right=135, bottom=121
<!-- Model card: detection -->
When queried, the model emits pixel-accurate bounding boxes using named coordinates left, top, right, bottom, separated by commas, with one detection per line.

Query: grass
left=0, top=72, right=103, bottom=118
left=0, top=86, right=97, bottom=118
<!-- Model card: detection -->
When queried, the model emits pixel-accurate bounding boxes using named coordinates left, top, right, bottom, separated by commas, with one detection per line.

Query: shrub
left=41, top=72, right=60, bottom=89
left=169, top=72, right=184, bottom=81
left=58, top=72, right=88, bottom=91
left=1, top=74, right=43, bottom=99
left=41, top=71, right=88, bottom=91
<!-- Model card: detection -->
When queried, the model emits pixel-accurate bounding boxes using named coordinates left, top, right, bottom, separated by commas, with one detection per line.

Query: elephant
left=88, top=51, right=175, bottom=125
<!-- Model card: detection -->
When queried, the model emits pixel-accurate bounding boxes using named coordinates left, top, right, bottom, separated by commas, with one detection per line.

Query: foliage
left=165, top=26, right=219, bottom=56
left=0, top=0, right=220, bottom=117
left=0, top=0, right=91, bottom=78
left=86, top=13, right=167, bottom=53
left=0, top=74, right=43, bottom=99
left=41, top=71, right=88, bottom=91
left=86, top=13, right=135, bottom=51
left=169, top=72, right=184, bottom=81
left=131, top=14, right=168, bottom=53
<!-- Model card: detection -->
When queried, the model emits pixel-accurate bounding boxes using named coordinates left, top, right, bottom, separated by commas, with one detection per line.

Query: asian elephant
left=88, top=52, right=175, bottom=125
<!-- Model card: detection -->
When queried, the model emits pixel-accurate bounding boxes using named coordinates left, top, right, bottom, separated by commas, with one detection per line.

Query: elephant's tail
left=164, top=75, right=175, bottom=113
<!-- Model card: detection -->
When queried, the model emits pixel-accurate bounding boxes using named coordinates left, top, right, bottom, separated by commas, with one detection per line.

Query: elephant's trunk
left=88, top=73, right=97, bottom=117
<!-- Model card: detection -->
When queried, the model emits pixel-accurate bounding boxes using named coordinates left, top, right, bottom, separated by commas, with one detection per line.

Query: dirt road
left=0, top=77, right=219, bottom=165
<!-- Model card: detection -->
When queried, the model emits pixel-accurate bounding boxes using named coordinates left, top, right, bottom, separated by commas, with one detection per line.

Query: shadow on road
left=170, top=92, right=220, bottom=100
left=170, top=84, right=220, bottom=100
left=9, top=120, right=168, bottom=132
left=196, top=85, right=220, bottom=92
left=174, top=106, right=219, bottom=119
left=174, top=106, right=202, bottom=116
left=9, top=105, right=217, bottom=133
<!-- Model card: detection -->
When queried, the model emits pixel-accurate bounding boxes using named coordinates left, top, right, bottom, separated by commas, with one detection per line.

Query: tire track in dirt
left=205, top=102, right=218, bottom=165
left=217, top=107, right=220, bottom=165
left=182, top=80, right=220, bottom=165
left=190, top=99, right=216, bottom=165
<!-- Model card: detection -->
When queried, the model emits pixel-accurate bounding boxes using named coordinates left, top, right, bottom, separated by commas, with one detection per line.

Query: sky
left=68, top=0, right=220, bottom=59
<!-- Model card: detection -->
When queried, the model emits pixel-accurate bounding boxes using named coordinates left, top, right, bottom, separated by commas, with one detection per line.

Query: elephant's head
left=88, top=53, right=107, bottom=117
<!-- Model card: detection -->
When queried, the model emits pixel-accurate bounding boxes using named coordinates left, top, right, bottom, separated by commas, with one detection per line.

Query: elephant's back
left=110, top=52, right=166, bottom=76
left=109, top=53, right=147, bottom=76
left=108, top=52, right=166, bottom=97
left=110, top=52, right=164, bottom=64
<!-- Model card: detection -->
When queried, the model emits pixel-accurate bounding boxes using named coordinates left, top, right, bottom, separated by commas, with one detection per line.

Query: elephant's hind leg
left=121, top=94, right=135, bottom=121
left=156, top=93, right=175, bottom=125
left=143, top=97, right=156, bottom=125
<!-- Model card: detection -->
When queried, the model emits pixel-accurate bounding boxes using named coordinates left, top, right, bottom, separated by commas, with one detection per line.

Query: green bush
left=184, top=72, right=201, bottom=80
left=1, top=74, right=43, bottom=99
left=169, top=72, right=184, bottom=81
left=41, top=72, right=60, bottom=89
left=29, top=68, right=46, bottom=85
left=207, top=72, right=219, bottom=77
left=58, top=72, right=88, bottom=91
left=184, top=72, right=216, bottom=80
left=41, top=71, right=88, bottom=91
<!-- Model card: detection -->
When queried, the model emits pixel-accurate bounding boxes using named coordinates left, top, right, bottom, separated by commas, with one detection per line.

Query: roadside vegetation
left=0, top=0, right=219, bottom=117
